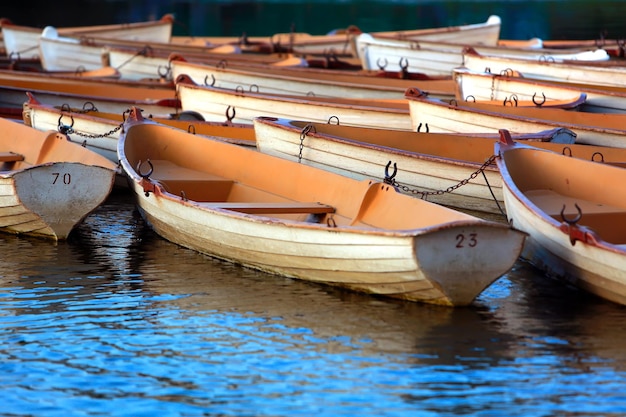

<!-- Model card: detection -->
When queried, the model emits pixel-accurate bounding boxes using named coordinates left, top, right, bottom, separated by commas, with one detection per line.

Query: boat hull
left=0, top=162, right=115, bottom=240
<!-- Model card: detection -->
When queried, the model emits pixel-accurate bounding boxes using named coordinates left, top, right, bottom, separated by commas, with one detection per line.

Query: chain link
left=69, top=123, right=124, bottom=139
left=388, top=154, right=497, bottom=197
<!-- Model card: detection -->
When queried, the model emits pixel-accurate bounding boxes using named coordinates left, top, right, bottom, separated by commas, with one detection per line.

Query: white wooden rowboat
left=22, top=93, right=255, bottom=162
left=118, top=108, right=526, bottom=306
left=0, top=117, right=116, bottom=240
left=253, top=117, right=581, bottom=215
left=462, top=49, right=626, bottom=88
left=176, top=75, right=412, bottom=129
left=453, top=67, right=626, bottom=113
left=355, top=34, right=609, bottom=75
left=2, top=14, right=174, bottom=59
left=496, top=130, right=626, bottom=305
left=189, top=15, right=501, bottom=57
left=404, top=88, right=626, bottom=148
left=170, top=57, right=455, bottom=100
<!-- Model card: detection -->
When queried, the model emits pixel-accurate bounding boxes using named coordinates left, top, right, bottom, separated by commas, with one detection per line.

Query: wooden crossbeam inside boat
left=200, top=202, right=335, bottom=214
left=0, top=152, right=25, bottom=162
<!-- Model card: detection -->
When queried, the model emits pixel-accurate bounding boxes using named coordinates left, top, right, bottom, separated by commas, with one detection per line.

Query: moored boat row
left=3, top=11, right=626, bottom=308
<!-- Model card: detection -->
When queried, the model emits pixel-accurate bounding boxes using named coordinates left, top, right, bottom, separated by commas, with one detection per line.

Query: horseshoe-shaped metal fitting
left=560, top=203, right=582, bottom=225
left=561, top=146, right=573, bottom=157
left=384, top=161, right=398, bottom=184
left=503, top=94, right=518, bottom=107
left=376, top=57, right=388, bottom=70
left=57, top=113, right=75, bottom=134
left=416, top=122, right=429, bottom=133
left=235, top=85, right=244, bottom=94
left=399, top=57, right=409, bottom=71
left=449, top=99, right=458, bottom=106
left=187, top=125, right=196, bottom=134
left=249, top=84, right=259, bottom=93
left=225, top=106, right=236, bottom=122
left=82, top=101, right=98, bottom=112
left=327, top=116, right=340, bottom=125
left=591, top=152, right=605, bottom=163
left=217, top=60, right=227, bottom=69
left=137, top=159, right=154, bottom=179
left=532, top=92, right=546, bottom=107
left=157, top=63, right=171, bottom=79
left=204, top=74, right=216, bottom=87
left=465, top=95, right=476, bottom=102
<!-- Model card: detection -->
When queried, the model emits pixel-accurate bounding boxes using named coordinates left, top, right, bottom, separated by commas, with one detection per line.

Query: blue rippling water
left=1, top=192, right=626, bottom=416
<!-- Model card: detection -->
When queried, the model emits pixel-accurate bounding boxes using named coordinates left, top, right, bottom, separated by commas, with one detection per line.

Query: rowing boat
left=170, top=57, right=455, bottom=100
left=496, top=130, right=626, bottom=305
left=453, top=67, right=626, bottom=113
left=355, top=34, right=609, bottom=75
left=2, top=14, right=174, bottom=59
left=463, top=48, right=626, bottom=88
left=253, top=117, right=582, bottom=215
left=0, top=117, right=116, bottom=240
left=176, top=75, right=412, bottom=129
left=405, top=88, right=626, bottom=148
left=22, top=93, right=255, bottom=162
left=117, top=107, right=526, bottom=306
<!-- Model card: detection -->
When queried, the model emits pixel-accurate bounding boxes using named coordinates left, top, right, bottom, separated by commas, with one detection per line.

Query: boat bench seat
left=526, top=189, right=626, bottom=216
left=0, top=152, right=25, bottom=163
left=198, top=201, right=336, bottom=215
left=148, top=159, right=234, bottom=200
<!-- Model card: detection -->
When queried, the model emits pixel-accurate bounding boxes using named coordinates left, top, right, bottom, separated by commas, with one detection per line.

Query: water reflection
left=0, top=192, right=626, bottom=415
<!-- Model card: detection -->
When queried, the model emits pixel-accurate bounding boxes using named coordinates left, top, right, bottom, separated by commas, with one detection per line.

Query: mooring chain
left=70, top=122, right=124, bottom=139
left=386, top=154, right=497, bottom=197
left=298, top=123, right=316, bottom=163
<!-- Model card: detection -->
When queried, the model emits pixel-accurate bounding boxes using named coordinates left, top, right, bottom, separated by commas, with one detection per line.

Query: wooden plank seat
left=147, top=159, right=234, bottom=200
left=0, top=152, right=25, bottom=163
left=198, top=201, right=336, bottom=214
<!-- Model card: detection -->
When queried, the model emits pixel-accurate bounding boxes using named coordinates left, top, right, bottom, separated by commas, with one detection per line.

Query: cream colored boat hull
left=177, top=79, right=412, bottom=129
left=356, top=34, right=608, bottom=75
left=0, top=162, right=115, bottom=239
left=454, top=68, right=626, bottom=114
left=496, top=136, right=626, bottom=305
left=118, top=110, right=526, bottom=306
left=463, top=51, right=626, bottom=88
left=405, top=89, right=626, bottom=148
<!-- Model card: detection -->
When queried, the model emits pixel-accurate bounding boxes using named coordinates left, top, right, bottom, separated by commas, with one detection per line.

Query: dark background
left=3, top=0, right=626, bottom=41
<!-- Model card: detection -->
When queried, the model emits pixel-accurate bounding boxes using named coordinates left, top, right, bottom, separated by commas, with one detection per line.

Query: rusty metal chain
left=68, top=122, right=124, bottom=139
left=387, top=154, right=497, bottom=197
left=298, top=123, right=316, bottom=163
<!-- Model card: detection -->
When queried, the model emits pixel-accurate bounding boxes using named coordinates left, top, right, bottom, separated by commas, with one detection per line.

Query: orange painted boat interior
left=502, top=145, right=626, bottom=244
left=123, top=119, right=476, bottom=230
left=0, top=119, right=116, bottom=171
left=278, top=119, right=626, bottom=167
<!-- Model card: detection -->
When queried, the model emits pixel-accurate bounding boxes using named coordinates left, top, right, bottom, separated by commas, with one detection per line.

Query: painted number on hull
left=52, top=173, right=71, bottom=185
left=456, top=233, right=477, bottom=248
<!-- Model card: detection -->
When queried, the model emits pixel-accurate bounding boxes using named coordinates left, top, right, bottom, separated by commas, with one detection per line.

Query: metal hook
left=560, top=203, right=582, bottom=225
left=327, top=116, right=340, bottom=125
left=187, top=125, right=196, bottom=134
left=532, top=92, right=546, bottom=107
left=376, top=57, right=388, bottom=70
left=591, top=152, right=605, bottom=163
left=465, top=95, right=476, bottom=102
left=137, top=159, right=154, bottom=179
left=384, top=161, right=397, bottom=184
left=416, top=122, right=429, bottom=133
left=157, top=63, right=171, bottom=79
left=204, top=74, right=216, bottom=87
left=225, top=106, right=236, bottom=122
